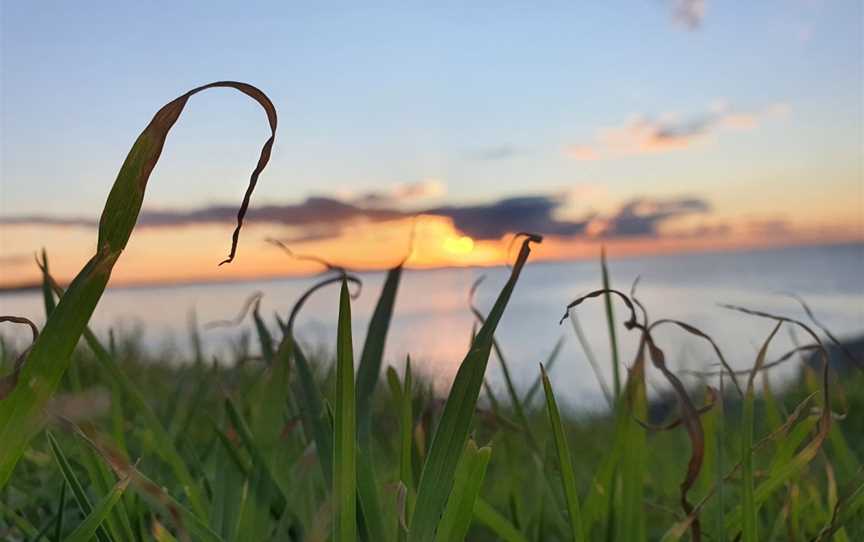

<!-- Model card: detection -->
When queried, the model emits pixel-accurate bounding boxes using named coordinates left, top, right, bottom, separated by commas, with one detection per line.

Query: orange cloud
left=566, top=102, right=789, bottom=160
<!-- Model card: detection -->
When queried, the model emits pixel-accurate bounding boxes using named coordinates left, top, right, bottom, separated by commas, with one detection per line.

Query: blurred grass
left=2, top=279, right=861, bottom=540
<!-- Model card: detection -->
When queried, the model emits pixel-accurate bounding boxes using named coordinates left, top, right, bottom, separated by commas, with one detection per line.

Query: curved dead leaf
left=562, top=288, right=707, bottom=541
left=635, top=386, right=718, bottom=432
left=203, top=291, right=264, bottom=329
left=649, top=319, right=742, bottom=396
left=265, top=238, right=348, bottom=274
left=783, top=292, right=863, bottom=371
left=282, top=274, right=362, bottom=337
left=0, top=316, right=39, bottom=399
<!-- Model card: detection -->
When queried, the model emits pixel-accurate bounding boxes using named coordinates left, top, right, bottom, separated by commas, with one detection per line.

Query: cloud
left=428, top=196, right=590, bottom=240
left=586, top=197, right=711, bottom=237
left=352, top=179, right=446, bottom=208
left=671, top=0, right=706, bottom=30
left=146, top=197, right=404, bottom=228
left=0, top=192, right=714, bottom=244
left=0, top=216, right=96, bottom=227
left=566, top=102, right=789, bottom=160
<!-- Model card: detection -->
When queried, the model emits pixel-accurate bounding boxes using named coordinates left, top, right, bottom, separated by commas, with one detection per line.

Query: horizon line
left=2, top=238, right=859, bottom=295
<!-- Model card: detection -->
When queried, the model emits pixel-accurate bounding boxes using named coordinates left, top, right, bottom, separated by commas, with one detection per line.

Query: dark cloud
left=600, top=197, right=711, bottom=236
left=429, top=196, right=589, bottom=240
left=0, top=216, right=96, bottom=227
left=652, top=116, right=713, bottom=142
left=138, top=197, right=402, bottom=228
left=0, top=194, right=714, bottom=242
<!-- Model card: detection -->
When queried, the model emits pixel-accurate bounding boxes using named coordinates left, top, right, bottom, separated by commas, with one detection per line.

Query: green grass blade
left=399, top=358, right=415, bottom=495
left=293, top=342, right=334, bottom=483
left=224, top=398, right=280, bottom=541
left=618, top=353, right=647, bottom=541
left=47, top=431, right=114, bottom=542
left=740, top=369, right=758, bottom=542
left=85, top=326, right=207, bottom=517
left=489, top=336, right=537, bottom=450
left=74, top=437, right=136, bottom=542
left=39, top=250, right=57, bottom=317
left=252, top=301, right=275, bottom=365
left=73, top=424, right=225, bottom=542
left=523, top=337, right=564, bottom=406
left=334, top=279, right=357, bottom=542
left=224, top=397, right=285, bottom=492
left=473, top=498, right=529, bottom=542
left=41, top=254, right=208, bottom=517
left=600, top=247, right=621, bottom=399
left=469, top=279, right=537, bottom=449
left=389, top=359, right=415, bottom=542
left=434, top=439, right=491, bottom=542
left=357, top=447, right=389, bottom=542
left=541, top=364, right=584, bottom=541
left=209, top=431, right=246, bottom=542
left=65, top=476, right=130, bottom=542
left=356, top=265, right=402, bottom=437
left=54, top=481, right=67, bottom=542
left=0, top=500, right=38, bottom=539
left=409, top=234, right=540, bottom=542
left=355, top=265, right=402, bottom=542
left=742, top=322, right=782, bottom=542
left=0, top=81, right=276, bottom=489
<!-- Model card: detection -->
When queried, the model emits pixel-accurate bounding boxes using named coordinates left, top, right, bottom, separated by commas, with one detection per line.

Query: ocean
left=2, top=243, right=862, bottom=410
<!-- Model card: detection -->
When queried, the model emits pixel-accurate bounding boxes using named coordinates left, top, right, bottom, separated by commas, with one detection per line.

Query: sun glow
left=443, top=235, right=474, bottom=255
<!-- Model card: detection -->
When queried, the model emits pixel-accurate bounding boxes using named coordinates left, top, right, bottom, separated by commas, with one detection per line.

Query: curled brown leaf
left=266, top=238, right=348, bottom=274
left=562, top=288, right=707, bottom=541
left=649, top=318, right=742, bottom=396
left=0, top=316, right=39, bottom=399
left=203, top=291, right=264, bottom=329
left=635, top=386, right=718, bottom=432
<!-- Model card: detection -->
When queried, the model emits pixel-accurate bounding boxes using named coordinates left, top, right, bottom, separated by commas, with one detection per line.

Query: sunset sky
left=1, top=1, right=861, bottom=286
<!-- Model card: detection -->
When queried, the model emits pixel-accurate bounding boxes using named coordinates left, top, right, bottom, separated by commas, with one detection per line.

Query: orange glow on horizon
left=0, top=214, right=860, bottom=288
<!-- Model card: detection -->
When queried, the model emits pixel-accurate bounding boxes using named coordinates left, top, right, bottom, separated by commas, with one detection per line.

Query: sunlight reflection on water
left=2, top=243, right=862, bottom=411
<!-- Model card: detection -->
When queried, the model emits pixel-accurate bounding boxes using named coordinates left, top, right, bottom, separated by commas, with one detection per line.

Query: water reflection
left=1, top=244, right=861, bottom=410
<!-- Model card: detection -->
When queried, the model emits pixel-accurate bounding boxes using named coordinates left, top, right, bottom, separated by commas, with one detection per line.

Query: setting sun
left=443, top=235, right=474, bottom=255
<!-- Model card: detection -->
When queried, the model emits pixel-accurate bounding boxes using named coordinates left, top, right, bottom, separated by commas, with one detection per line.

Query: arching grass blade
left=541, top=364, right=584, bottom=541
left=0, top=81, right=277, bottom=488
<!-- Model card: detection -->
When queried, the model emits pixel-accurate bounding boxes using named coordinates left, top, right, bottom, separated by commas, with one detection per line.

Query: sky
left=1, top=1, right=861, bottom=286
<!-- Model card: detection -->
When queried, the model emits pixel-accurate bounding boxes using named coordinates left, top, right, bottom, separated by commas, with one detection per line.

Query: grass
left=1, top=82, right=863, bottom=540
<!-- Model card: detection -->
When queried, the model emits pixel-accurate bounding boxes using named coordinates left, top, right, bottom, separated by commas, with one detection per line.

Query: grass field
left=1, top=82, right=862, bottom=541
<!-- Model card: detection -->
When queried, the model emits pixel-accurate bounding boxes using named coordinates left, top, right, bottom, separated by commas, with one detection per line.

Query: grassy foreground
left=1, top=271, right=863, bottom=541
left=0, top=82, right=862, bottom=540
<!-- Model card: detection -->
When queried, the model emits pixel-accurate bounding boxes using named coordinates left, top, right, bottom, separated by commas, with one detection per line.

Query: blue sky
left=0, top=1, right=861, bottom=284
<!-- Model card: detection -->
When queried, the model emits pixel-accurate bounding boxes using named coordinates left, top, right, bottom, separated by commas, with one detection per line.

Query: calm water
left=2, top=243, right=862, bottom=410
